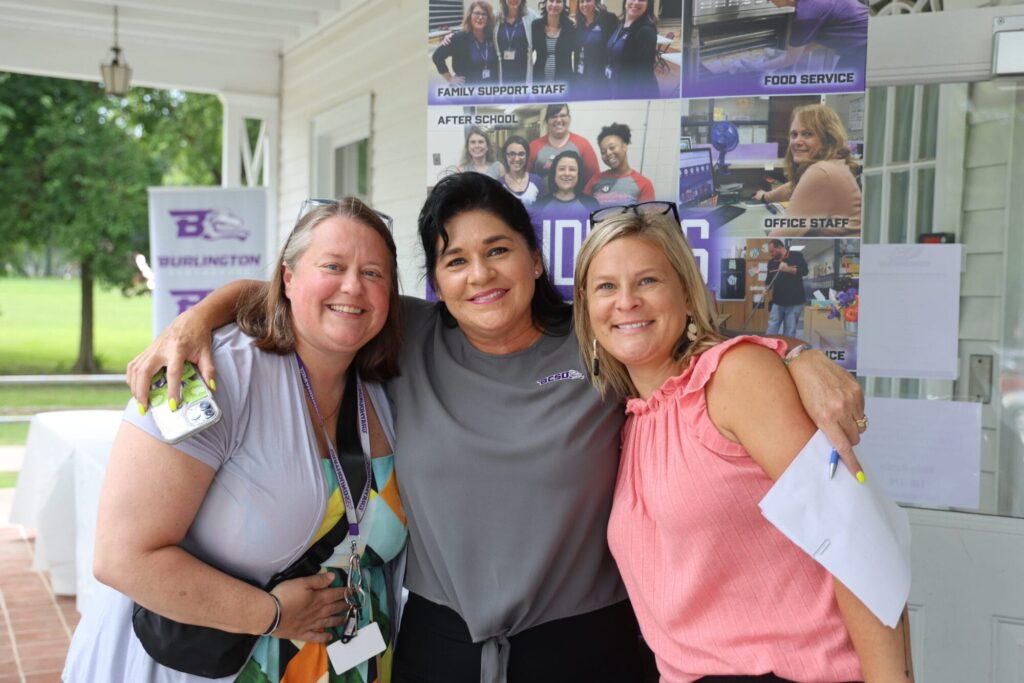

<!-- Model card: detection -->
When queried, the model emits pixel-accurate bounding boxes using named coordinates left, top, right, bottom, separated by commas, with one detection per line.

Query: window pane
left=889, top=170, right=910, bottom=243
left=862, top=173, right=882, bottom=244
left=899, top=379, right=920, bottom=398
left=891, top=86, right=915, bottom=163
left=916, top=166, right=936, bottom=238
left=865, top=88, right=887, bottom=166
left=918, top=84, right=940, bottom=160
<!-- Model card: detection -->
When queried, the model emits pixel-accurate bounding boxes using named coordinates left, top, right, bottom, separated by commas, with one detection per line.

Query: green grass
left=0, top=384, right=131, bottom=411
left=0, top=277, right=152, bottom=374
left=0, top=423, right=29, bottom=445
left=0, top=472, right=18, bottom=489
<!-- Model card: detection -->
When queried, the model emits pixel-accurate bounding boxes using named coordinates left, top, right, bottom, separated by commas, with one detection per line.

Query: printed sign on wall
left=148, top=187, right=269, bottom=336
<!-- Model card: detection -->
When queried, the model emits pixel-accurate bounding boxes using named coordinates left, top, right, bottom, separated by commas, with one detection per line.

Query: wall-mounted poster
left=428, top=98, right=681, bottom=299
left=426, top=0, right=683, bottom=105
left=680, top=0, right=868, bottom=98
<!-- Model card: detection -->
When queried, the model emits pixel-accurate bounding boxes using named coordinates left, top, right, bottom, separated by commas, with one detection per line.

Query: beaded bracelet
left=261, top=592, right=282, bottom=636
left=783, top=343, right=813, bottom=367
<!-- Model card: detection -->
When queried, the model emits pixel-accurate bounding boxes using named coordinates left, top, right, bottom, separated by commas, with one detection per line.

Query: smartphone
left=147, top=362, right=222, bottom=444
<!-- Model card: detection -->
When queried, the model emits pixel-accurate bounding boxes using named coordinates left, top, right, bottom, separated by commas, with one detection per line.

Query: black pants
left=392, top=593, right=656, bottom=683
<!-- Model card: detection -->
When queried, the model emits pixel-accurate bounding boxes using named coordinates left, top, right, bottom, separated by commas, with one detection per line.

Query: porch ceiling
left=0, top=0, right=350, bottom=96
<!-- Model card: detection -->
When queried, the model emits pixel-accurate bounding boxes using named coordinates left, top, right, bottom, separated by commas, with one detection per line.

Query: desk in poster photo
left=678, top=93, right=864, bottom=239
left=680, top=0, right=867, bottom=98
left=426, top=0, right=683, bottom=105
left=709, top=237, right=860, bottom=371
left=427, top=99, right=681, bottom=300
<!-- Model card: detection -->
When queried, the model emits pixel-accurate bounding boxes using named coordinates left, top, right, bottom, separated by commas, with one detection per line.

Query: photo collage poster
left=425, top=0, right=867, bottom=370
left=426, top=0, right=684, bottom=300
left=678, top=0, right=868, bottom=371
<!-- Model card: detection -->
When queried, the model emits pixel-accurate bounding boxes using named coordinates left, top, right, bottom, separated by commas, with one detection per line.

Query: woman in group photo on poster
left=607, top=0, right=660, bottom=99
left=494, top=0, right=539, bottom=84
left=431, top=1, right=499, bottom=86
left=574, top=0, right=619, bottom=97
left=753, top=103, right=861, bottom=236
left=499, top=134, right=545, bottom=207
left=585, top=122, right=655, bottom=206
left=531, top=0, right=578, bottom=88
left=457, top=126, right=504, bottom=179
left=532, top=149, right=600, bottom=213
left=528, top=103, right=601, bottom=181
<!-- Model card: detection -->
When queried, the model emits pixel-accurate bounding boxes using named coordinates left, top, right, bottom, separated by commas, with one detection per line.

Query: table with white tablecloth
left=10, top=410, right=123, bottom=614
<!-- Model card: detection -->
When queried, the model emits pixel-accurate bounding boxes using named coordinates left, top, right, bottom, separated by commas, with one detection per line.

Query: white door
left=867, top=7, right=1024, bottom=681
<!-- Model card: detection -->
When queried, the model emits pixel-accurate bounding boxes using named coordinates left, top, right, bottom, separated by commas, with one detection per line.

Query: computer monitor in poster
left=679, top=149, right=715, bottom=206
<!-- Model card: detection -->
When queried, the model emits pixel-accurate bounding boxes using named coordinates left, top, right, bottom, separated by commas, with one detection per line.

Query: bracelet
left=261, top=592, right=282, bottom=636
left=783, top=343, right=813, bottom=367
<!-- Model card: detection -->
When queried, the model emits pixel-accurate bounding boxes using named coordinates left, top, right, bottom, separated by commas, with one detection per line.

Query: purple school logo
left=170, top=210, right=250, bottom=241
left=169, top=289, right=214, bottom=314
left=536, top=369, right=585, bottom=386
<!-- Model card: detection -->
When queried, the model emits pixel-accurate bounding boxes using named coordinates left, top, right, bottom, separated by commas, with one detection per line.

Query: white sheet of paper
left=758, top=430, right=911, bottom=627
left=858, top=244, right=963, bottom=379
left=326, top=621, right=386, bottom=675
left=858, top=397, right=981, bottom=509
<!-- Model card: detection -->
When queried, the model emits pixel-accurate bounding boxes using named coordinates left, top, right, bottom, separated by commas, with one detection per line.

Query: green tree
left=0, top=73, right=221, bottom=372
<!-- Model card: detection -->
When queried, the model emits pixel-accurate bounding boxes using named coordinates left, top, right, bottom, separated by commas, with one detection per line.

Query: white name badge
left=604, top=66, right=612, bottom=79
left=482, top=68, right=491, bottom=79
left=503, top=50, right=516, bottom=60
left=577, top=62, right=584, bottom=74
left=326, top=621, right=386, bottom=675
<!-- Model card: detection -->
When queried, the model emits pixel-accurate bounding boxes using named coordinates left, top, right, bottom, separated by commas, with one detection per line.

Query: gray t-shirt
left=389, top=298, right=627, bottom=657
left=63, top=324, right=396, bottom=683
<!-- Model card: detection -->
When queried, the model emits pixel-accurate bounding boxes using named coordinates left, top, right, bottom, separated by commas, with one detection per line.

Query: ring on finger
left=854, top=415, right=869, bottom=431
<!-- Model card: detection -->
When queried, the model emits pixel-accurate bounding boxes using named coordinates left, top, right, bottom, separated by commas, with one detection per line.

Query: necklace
left=505, top=172, right=528, bottom=192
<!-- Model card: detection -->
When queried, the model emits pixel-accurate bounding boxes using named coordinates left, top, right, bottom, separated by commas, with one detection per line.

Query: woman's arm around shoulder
left=705, top=341, right=915, bottom=682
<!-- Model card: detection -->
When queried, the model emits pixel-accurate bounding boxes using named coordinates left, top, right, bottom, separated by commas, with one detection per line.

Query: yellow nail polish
left=209, top=378, right=217, bottom=392
left=138, top=403, right=146, bottom=416
left=169, top=398, right=178, bottom=412
left=856, top=470, right=866, bottom=484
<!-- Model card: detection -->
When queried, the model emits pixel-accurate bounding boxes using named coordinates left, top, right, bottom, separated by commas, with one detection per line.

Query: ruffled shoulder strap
left=679, top=335, right=788, bottom=457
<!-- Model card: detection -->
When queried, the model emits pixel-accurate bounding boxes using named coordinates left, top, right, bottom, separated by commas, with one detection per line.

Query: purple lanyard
left=473, top=37, right=490, bottom=64
left=295, top=354, right=371, bottom=539
left=501, top=21, right=521, bottom=49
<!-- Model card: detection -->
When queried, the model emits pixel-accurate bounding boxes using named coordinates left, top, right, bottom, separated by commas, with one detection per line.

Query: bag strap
left=267, top=372, right=368, bottom=589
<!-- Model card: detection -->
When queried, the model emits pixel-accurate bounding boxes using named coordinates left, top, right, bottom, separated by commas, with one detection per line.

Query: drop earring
left=591, top=338, right=600, bottom=376
left=686, top=316, right=699, bottom=343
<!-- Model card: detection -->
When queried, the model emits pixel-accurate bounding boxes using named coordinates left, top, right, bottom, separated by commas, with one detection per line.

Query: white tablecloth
left=10, top=410, right=123, bottom=614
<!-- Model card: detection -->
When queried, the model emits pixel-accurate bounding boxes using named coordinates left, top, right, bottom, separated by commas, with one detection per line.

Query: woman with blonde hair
left=64, top=199, right=407, bottom=683
left=573, top=203, right=912, bottom=682
left=456, top=126, right=503, bottom=179
left=754, top=104, right=862, bottom=237
left=494, top=0, right=539, bottom=84
left=431, top=1, right=499, bottom=85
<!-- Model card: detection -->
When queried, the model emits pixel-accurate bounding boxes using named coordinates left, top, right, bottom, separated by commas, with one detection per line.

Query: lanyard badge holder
left=296, top=356, right=386, bottom=672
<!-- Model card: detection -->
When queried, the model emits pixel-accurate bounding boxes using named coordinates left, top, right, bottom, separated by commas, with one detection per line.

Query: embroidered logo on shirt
left=536, top=369, right=585, bottom=386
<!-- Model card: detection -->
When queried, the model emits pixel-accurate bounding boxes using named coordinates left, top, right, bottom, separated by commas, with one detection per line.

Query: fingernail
left=169, top=398, right=178, bottom=412
left=856, top=470, right=866, bottom=484
left=209, top=378, right=217, bottom=392
left=138, top=403, right=146, bottom=416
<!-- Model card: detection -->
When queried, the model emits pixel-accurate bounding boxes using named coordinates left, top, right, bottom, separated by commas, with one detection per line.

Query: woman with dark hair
left=65, top=200, right=406, bottom=683
left=456, top=126, right=504, bottom=179
left=494, top=0, right=539, bottom=84
left=575, top=0, right=618, bottom=96
left=127, top=193, right=871, bottom=683
left=527, top=103, right=601, bottom=181
left=533, top=150, right=599, bottom=212
left=606, top=0, right=660, bottom=99
left=754, top=104, right=862, bottom=236
left=431, top=1, right=499, bottom=86
left=498, top=135, right=545, bottom=207
left=530, top=0, right=577, bottom=85
left=584, top=123, right=656, bottom=206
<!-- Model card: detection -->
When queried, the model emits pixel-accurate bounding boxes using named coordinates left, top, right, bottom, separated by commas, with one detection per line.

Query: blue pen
left=828, top=448, right=839, bottom=480
left=763, top=199, right=778, bottom=215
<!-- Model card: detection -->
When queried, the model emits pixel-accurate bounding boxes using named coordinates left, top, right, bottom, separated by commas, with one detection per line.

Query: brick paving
left=0, top=525, right=77, bottom=683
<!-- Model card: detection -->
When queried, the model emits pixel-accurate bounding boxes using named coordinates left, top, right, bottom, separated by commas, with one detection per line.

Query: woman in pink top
left=754, top=104, right=861, bottom=237
left=572, top=203, right=913, bottom=683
